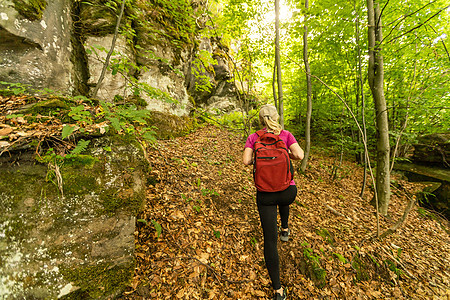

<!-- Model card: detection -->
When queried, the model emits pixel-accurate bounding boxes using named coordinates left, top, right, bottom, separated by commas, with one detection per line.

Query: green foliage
left=36, top=140, right=92, bottom=165
left=417, top=207, right=438, bottom=220
left=62, top=101, right=156, bottom=144
left=316, top=228, right=334, bottom=245
left=62, top=125, right=76, bottom=139
left=191, top=50, right=217, bottom=93
left=0, top=81, right=30, bottom=95
left=201, top=188, right=219, bottom=197
left=245, top=0, right=450, bottom=160
left=151, top=219, right=162, bottom=237
left=333, top=252, right=348, bottom=264
left=69, top=105, right=94, bottom=124
left=137, top=218, right=148, bottom=225
left=133, top=0, right=199, bottom=49
left=301, top=242, right=327, bottom=287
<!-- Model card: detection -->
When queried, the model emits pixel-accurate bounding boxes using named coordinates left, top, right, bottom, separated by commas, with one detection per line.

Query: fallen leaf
left=0, top=127, right=13, bottom=136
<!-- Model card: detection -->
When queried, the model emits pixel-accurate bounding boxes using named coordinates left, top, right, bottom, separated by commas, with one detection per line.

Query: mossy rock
left=12, top=0, right=47, bottom=21
left=27, top=98, right=70, bottom=115
left=0, top=134, right=146, bottom=298
left=149, top=111, right=198, bottom=139
left=60, top=262, right=134, bottom=299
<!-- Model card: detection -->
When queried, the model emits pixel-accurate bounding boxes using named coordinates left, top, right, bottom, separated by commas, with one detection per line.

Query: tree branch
left=382, top=0, right=439, bottom=43
left=385, top=5, right=450, bottom=44
left=427, top=24, right=450, bottom=63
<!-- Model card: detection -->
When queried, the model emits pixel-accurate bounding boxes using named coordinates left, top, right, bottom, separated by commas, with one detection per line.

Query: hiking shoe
left=273, top=287, right=286, bottom=300
left=280, top=228, right=290, bottom=242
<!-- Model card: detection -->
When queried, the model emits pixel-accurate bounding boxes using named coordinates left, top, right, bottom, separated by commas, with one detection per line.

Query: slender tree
left=91, top=0, right=126, bottom=98
left=274, top=0, right=284, bottom=128
left=272, top=62, right=278, bottom=108
left=355, top=3, right=368, bottom=198
left=367, top=0, right=390, bottom=216
left=300, top=0, right=312, bottom=172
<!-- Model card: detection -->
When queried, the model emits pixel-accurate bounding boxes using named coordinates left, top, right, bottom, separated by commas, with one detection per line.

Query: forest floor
left=120, top=125, right=449, bottom=300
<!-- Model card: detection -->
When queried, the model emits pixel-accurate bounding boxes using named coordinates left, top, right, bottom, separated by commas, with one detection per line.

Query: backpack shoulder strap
left=255, top=130, right=266, bottom=138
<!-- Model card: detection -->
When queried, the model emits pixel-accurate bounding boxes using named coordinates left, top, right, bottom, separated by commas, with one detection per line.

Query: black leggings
left=256, top=185, right=297, bottom=290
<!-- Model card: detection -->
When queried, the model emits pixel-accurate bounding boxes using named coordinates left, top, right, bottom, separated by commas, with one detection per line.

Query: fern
left=70, top=139, right=90, bottom=155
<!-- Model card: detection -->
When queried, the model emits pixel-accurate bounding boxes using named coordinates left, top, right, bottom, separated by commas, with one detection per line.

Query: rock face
left=395, top=163, right=449, bottom=219
left=0, top=0, right=239, bottom=116
left=413, top=133, right=449, bottom=168
left=0, top=0, right=73, bottom=92
left=0, top=135, right=147, bottom=299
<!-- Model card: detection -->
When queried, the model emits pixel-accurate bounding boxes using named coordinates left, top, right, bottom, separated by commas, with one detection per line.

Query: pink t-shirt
left=245, top=129, right=298, bottom=185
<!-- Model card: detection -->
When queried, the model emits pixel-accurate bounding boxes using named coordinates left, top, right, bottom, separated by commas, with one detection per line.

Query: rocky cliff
left=0, top=1, right=240, bottom=298
left=0, top=0, right=238, bottom=115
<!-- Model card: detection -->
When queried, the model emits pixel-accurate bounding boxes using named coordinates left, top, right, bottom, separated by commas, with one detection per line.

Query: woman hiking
left=243, top=104, right=304, bottom=300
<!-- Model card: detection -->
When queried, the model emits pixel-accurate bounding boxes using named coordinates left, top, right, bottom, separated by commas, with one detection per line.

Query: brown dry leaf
left=0, top=127, right=13, bottom=136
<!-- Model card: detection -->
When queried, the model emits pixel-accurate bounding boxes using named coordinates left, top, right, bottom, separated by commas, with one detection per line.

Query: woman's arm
left=289, top=143, right=304, bottom=160
left=243, top=147, right=254, bottom=165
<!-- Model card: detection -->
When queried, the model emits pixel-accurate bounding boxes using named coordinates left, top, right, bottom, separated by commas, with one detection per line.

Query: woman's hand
left=289, top=143, right=304, bottom=160
left=243, top=147, right=254, bottom=165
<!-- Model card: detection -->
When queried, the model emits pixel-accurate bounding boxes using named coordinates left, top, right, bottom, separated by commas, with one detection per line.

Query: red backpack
left=253, top=130, right=294, bottom=192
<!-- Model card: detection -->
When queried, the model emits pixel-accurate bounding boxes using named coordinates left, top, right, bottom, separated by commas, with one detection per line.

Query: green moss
left=300, top=243, right=327, bottom=288
left=60, top=262, right=134, bottom=299
left=62, top=171, right=98, bottom=195
left=29, top=99, right=70, bottom=115
left=100, top=186, right=144, bottom=215
left=12, top=0, right=47, bottom=21
left=316, top=228, right=335, bottom=246
left=351, top=255, right=370, bottom=281
left=36, top=154, right=98, bottom=167
left=148, top=111, right=198, bottom=139
left=64, top=155, right=99, bottom=168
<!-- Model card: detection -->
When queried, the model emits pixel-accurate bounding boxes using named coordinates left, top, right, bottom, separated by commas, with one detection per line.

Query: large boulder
left=413, top=133, right=449, bottom=168
left=0, top=0, right=73, bottom=92
left=0, top=135, right=147, bottom=299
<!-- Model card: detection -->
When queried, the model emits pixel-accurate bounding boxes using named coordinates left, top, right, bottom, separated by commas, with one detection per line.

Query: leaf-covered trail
left=121, top=125, right=449, bottom=299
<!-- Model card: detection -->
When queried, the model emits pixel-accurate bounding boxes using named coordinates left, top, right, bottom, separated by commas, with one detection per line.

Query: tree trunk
left=91, top=0, right=126, bottom=99
left=274, top=0, right=284, bottom=128
left=355, top=5, right=368, bottom=198
left=367, top=0, right=390, bottom=216
left=300, top=0, right=312, bottom=172
left=272, top=62, right=278, bottom=109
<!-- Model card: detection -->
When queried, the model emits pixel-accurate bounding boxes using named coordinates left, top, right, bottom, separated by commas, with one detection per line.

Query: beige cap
left=259, top=104, right=279, bottom=121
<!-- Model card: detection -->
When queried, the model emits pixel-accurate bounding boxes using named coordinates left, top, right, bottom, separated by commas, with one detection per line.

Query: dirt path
left=121, top=125, right=449, bottom=299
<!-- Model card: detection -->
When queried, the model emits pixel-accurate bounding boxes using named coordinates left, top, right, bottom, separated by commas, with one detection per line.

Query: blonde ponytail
left=259, top=105, right=282, bottom=135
